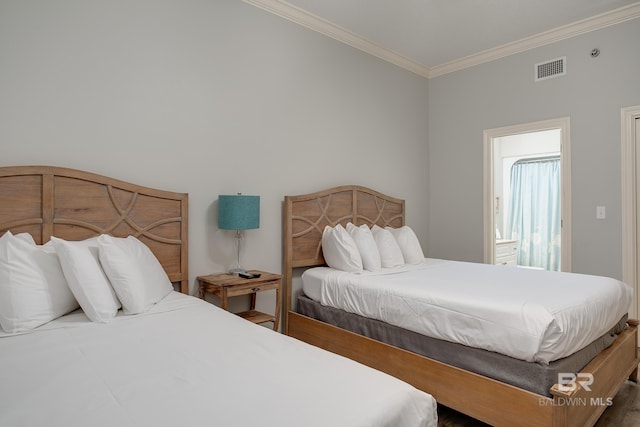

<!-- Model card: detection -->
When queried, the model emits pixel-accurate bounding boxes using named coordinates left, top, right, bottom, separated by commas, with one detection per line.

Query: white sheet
left=0, top=292, right=436, bottom=427
left=302, top=259, right=633, bottom=364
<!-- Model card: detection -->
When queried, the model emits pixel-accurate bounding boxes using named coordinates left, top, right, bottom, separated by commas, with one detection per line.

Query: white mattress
left=0, top=292, right=436, bottom=427
left=302, top=259, right=633, bottom=364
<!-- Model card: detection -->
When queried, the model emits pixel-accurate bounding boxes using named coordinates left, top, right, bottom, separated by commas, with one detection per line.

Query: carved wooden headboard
left=0, top=166, right=189, bottom=294
left=282, top=185, right=405, bottom=332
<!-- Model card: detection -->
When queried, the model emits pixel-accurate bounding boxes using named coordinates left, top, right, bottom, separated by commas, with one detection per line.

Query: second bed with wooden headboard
left=283, top=184, right=639, bottom=427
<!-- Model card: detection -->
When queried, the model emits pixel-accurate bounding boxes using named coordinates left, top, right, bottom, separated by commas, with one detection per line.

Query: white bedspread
left=302, top=259, right=633, bottom=364
left=0, top=292, right=436, bottom=427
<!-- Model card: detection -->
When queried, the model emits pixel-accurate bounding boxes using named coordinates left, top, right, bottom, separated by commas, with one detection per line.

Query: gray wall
left=3, top=0, right=635, bottom=307
left=428, top=19, right=640, bottom=279
left=0, top=0, right=430, bottom=313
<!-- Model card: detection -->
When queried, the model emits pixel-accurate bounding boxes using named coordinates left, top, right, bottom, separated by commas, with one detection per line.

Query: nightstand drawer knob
left=252, top=287, right=260, bottom=292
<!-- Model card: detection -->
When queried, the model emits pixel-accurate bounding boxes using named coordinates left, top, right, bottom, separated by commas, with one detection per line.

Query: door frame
left=483, top=117, right=572, bottom=271
left=620, top=105, right=640, bottom=320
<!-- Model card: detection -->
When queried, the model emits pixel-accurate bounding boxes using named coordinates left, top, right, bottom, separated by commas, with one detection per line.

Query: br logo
left=557, top=373, right=594, bottom=392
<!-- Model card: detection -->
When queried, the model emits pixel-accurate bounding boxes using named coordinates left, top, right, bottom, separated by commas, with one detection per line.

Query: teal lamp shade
left=218, top=195, right=260, bottom=230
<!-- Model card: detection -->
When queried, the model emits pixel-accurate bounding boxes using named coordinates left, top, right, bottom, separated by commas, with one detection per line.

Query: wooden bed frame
left=0, top=165, right=189, bottom=294
left=283, top=185, right=639, bottom=427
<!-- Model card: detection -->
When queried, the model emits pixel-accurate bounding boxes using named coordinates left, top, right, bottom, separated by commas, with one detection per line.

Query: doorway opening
left=621, top=105, right=640, bottom=320
left=483, top=117, right=572, bottom=271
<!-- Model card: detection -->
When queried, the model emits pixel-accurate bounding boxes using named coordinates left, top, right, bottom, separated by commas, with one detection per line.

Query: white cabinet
left=495, top=239, right=518, bottom=266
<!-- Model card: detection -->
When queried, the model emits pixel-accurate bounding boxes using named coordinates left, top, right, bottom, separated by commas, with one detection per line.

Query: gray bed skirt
left=296, top=295, right=627, bottom=397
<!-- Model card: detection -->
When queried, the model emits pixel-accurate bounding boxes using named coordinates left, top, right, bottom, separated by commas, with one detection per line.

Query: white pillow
left=97, top=235, right=173, bottom=315
left=14, top=232, right=36, bottom=245
left=321, top=224, right=363, bottom=273
left=386, top=226, right=425, bottom=264
left=346, top=223, right=381, bottom=272
left=371, top=225, right=405, bottom=268
left=0, top=231, right=79, bottom=333
left=51, top=236, right=121, bottom=323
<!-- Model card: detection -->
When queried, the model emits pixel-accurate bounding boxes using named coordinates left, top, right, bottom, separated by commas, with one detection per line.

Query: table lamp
left=218, top=194, right=260, bottom=274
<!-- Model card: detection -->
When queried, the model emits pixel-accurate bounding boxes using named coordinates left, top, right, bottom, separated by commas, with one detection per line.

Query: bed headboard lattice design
left=0, top=166, right=189, bottom=294
left=283, top=185, right=404, bottom=332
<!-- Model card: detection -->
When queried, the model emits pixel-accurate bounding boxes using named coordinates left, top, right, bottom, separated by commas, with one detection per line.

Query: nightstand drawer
left=496, top=241, right=517, bottom=257
left=225, top=280, right=279, bottom=297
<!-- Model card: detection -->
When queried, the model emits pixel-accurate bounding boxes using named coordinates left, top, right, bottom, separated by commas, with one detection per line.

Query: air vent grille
left=535, top=57, right=566, bottom=82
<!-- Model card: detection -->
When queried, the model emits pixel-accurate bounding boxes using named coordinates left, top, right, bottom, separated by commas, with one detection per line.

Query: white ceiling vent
left=535, top=57, right=566, bottom=82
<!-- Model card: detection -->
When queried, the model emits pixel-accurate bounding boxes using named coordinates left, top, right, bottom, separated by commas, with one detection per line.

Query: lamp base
left=228, top=267, right=247, bottom=275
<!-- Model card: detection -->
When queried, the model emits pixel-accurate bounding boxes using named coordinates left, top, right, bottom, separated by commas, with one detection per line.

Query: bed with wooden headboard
left=0, top=168, right=438, bottom=427
left=0, top=165, right=188, bottom=293
left=283, top=184, right=639, bottom=427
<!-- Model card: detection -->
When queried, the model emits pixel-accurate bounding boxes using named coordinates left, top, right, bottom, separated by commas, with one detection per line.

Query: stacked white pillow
left=346, top=223, right=381, bottom=272
left=0, top=231, right=174, bottom=333
left=321, top=223, right=425, bottom=272
left=97, top=235, right=173, bottom=315
left=371, top=225, right=405, bottom=268
left=0, top=231, right=79, bottom=333
left=321, top=224, right=363, bottom=273
left=386, top=226, right=425, bottom=264
left=50, top=236, right=121, bottom=323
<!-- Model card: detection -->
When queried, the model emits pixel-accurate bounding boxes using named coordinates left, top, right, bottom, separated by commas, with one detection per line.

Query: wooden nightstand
left=197, top=270, right=281, bottom=331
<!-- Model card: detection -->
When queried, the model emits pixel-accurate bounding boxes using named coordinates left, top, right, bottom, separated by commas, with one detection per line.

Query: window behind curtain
left=506, top=156, right=561, bottom=271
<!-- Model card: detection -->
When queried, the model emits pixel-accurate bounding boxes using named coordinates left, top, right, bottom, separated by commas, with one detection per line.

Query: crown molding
left=244, top=0, right=640, bottom=79
left=243, top=0, right=430, bottom=78
left=429, top=2, right=640, bottom=78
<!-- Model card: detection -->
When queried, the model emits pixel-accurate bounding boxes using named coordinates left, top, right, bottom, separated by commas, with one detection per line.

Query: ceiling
left=244, top=0, right=640, bottom=77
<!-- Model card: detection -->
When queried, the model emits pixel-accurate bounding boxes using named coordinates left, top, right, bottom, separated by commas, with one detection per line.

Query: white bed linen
left=0, top=292, right=436, bottom=427
left=302, top=259, right=633, bottom=364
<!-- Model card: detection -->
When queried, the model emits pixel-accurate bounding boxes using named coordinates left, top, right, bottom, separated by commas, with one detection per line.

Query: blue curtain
left=506, top=157, right=561, bottom=271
